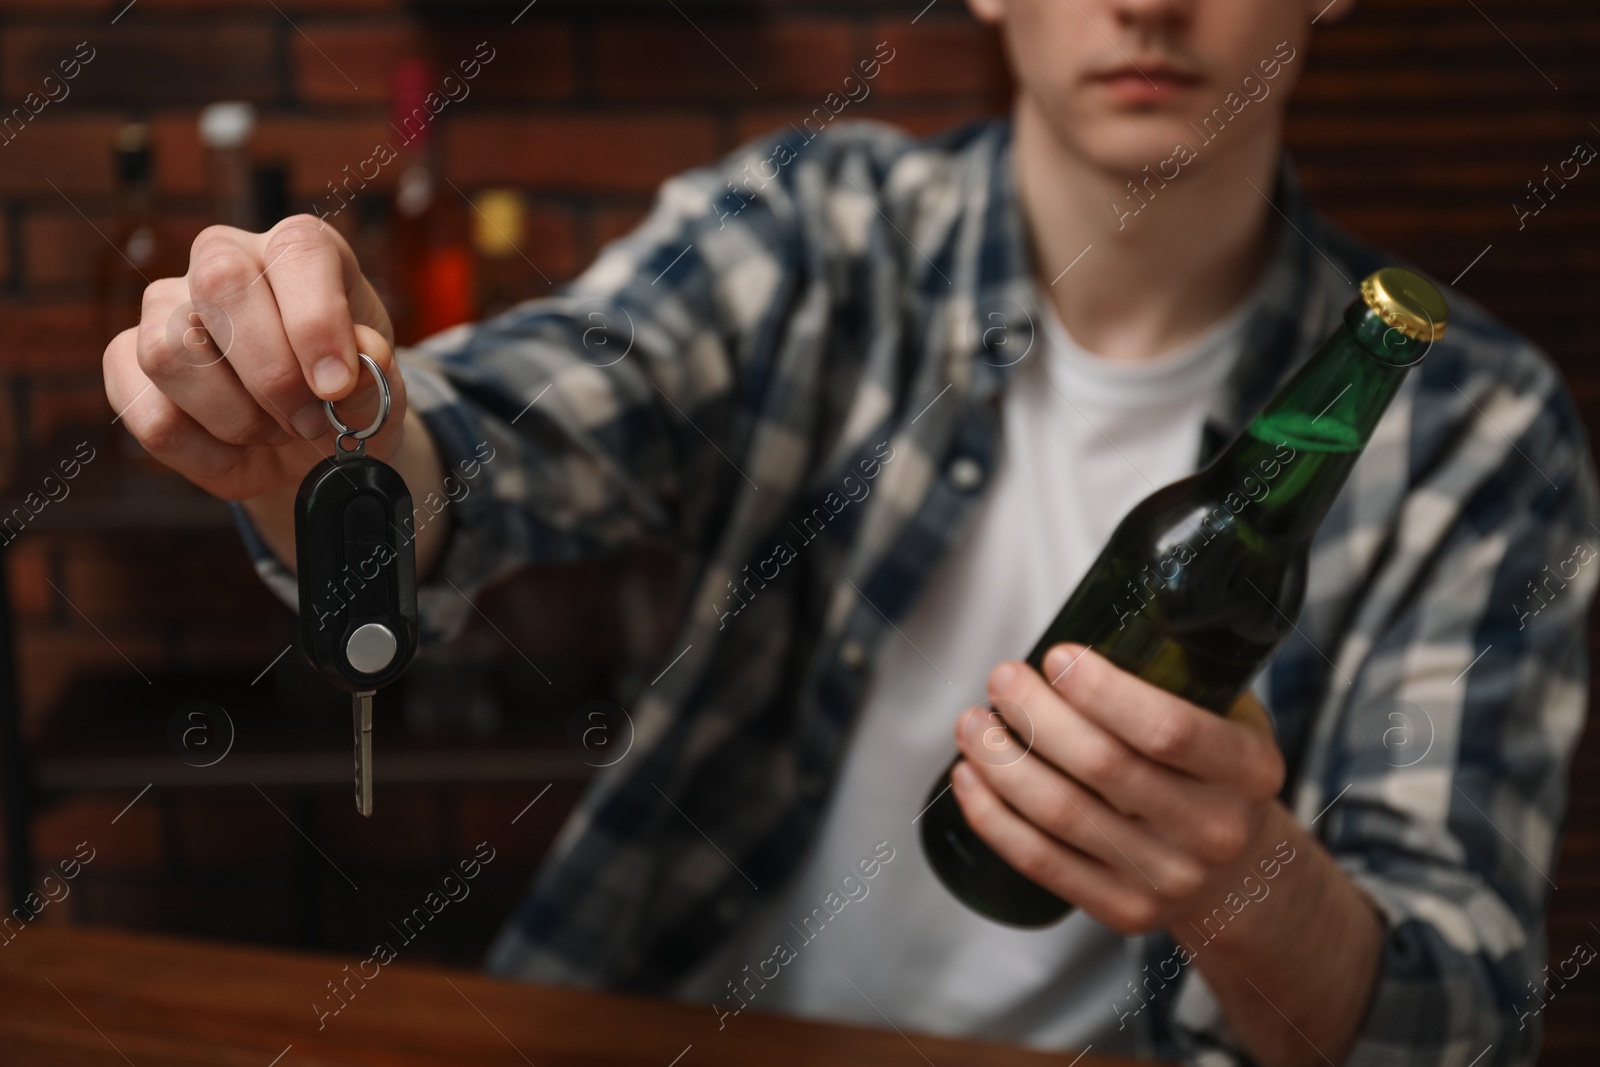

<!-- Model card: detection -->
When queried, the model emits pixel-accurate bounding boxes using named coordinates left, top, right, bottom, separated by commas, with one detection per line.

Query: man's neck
left=1013, top=94, right=1281, bottom=363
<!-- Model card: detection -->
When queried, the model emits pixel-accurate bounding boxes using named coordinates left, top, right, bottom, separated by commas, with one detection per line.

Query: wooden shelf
left=31, top=668, right=593, bottom=793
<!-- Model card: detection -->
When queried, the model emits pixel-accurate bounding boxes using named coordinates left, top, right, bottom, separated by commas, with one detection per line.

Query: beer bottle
left=920, top=267, right=1448, bottom=926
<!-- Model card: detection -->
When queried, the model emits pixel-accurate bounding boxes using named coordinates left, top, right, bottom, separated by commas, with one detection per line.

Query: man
left=102, top=0, right=1595, bottom=1063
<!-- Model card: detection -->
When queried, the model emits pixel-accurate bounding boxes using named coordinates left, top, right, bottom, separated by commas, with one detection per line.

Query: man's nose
left=1107, top=0, right=1196, bottom=35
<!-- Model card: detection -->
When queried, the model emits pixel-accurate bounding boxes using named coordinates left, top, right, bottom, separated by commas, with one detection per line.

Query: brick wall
left=1, top=0, right=1598, bottom=1058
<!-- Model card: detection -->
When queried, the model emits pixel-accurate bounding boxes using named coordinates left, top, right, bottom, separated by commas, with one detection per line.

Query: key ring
left=324, top=352, right=391, bottom=457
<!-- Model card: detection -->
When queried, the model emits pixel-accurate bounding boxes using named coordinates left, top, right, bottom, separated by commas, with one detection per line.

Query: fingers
left=949, top=760, right=1160, bottom=935
left=136, top=278, right=289, bottom=448
left=982, top=659, right=1266, bottom=864
left=187, top=224, right=325, bottom=440
left=1040, top=645, right=1286, bottom=800
left=956, top=707, right=1207, bottom=900
left=111, top=217, right=401, bottom=504
left=955, top=650, right=1289, bottom=932
left=259, top=215, right=363, bottom=400
left=106, top=329, right=246, bottom=490
left=983, top=657, right=1189, bottom=815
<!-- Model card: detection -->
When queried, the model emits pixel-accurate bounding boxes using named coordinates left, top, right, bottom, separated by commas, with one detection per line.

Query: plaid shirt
left=238, top=117, right=1598, bottom=1065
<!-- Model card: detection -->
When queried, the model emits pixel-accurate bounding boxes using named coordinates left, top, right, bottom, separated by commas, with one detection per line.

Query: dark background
left=0, top=0, right=1595, bottom=1062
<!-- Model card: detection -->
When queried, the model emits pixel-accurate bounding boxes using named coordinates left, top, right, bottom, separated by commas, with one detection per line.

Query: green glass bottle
left=920, top=268, right=1449, bottom=926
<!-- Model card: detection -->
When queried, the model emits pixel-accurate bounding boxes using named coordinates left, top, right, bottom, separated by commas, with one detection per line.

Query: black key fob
left=293, top=355, right=418, bottom=692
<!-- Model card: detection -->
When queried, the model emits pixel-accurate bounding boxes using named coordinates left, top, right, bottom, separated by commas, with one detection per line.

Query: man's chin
left=1060, top=115, right=1213, bottom=175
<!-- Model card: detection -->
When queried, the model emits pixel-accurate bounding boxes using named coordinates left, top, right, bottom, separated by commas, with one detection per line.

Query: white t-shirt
left=678, top=285, right=1260, bottom=1053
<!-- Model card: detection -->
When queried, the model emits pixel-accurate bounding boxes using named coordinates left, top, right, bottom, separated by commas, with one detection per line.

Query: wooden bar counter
left=0, top=927, right=1138, bottom=1066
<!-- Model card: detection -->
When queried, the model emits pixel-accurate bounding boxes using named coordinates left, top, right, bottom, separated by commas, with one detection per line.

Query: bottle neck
left=209, top=145, right=254, bottom=229
left=1207, top=301, right=1420, bottom=545
left=117, top=179, right=155, bottom=225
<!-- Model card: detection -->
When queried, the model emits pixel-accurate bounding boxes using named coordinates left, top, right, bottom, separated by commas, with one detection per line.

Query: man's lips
left=1091, top=64, right=1203, bottom=104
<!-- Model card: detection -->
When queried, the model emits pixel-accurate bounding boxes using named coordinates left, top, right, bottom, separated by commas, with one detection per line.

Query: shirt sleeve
left=1155, top=344, right=1599, bottom=1067
left=233, top=136, right=809, bottom=646
left=1313, top=352, right=1598, bottom=1065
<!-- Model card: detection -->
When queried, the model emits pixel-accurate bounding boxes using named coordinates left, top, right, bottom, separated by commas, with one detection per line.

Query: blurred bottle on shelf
left=198, top=102, right=256, bottom=230
left=94, top=122, right=177, bottom=344
left=389, top=59, right=475, bottom=344
left=252, top=161, right=291, bottom=233
left=472, top=189, right=526, bottom=319
left=353, top=192, right=399, bottom=330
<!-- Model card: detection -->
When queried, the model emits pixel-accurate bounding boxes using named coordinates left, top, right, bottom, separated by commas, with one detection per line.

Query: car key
left=293, top=352, right=418, bottom=816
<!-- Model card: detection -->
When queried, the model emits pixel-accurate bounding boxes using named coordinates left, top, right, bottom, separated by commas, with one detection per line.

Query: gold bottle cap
left=1360, top=267, right=1448, bottom=344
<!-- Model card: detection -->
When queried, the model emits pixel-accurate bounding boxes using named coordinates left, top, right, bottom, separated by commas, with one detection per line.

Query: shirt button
left=948, top=456, right=984, bottom=491
left=839, top=640, right=866, bottom=668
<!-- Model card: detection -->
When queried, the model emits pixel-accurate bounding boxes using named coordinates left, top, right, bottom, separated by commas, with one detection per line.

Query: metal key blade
left=353, top=690, right=374, bottom=817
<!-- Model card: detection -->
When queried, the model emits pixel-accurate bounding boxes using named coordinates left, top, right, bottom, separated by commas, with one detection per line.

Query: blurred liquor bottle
left=93, top=123, right=178, bottom=343
left=198, top=102, right=256, bottom=230
left=389, top=59, right=475, bottom=344
left=472, top=189, right=526, bottom=319
left=253, top=161, right=292, bottom=233
left=353, top=192, right=400, bottom=334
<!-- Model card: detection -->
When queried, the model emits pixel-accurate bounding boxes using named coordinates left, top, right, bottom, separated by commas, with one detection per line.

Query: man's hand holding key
left=103, top=214, right=450, bottom=814
left=101, top=214, right=452, bottom=577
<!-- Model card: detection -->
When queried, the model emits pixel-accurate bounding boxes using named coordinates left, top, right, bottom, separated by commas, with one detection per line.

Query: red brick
left=867, top=19, right=1011, bottom=100
left=291, top=22, right=427, bottom=106
left=594, top=20, right=854, bottom=100
left=590, top=204, right=651, bottom=256
left=146, top=112, right=208, bottom=199
left=17, top=629, right=170, bottom=731
left=61, top=535, right=276, bottom=621
left=446, top=114, right=719, bottom=194
left=23, top=210, right=106, bottom=290
left=27, top=211, right=195, bottom=294
left=21, top=882, right=78, bottom=928
left=2, top=25, right=278, bottom=107
left=0, top=303, right=104, bottom=373
left=21, top=204, right=199, bottom=294
left=0, top=118, right=123, bottom=196
left=254, top=117, right=402, bottom=202
left=529, top=203, right=581, bottom=283
left=294, top=24, right=574, bottom=106
left=151, top=112, right=399, bottom=204
left=33, top=793, right=163, bottom=875
left=449, top=25, right=576, bottom=103
left=6, top=540, right=52, bottom=620
left=26, top=380, right=113, bottom=448
left=160, top=213, right=209, bottom=271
